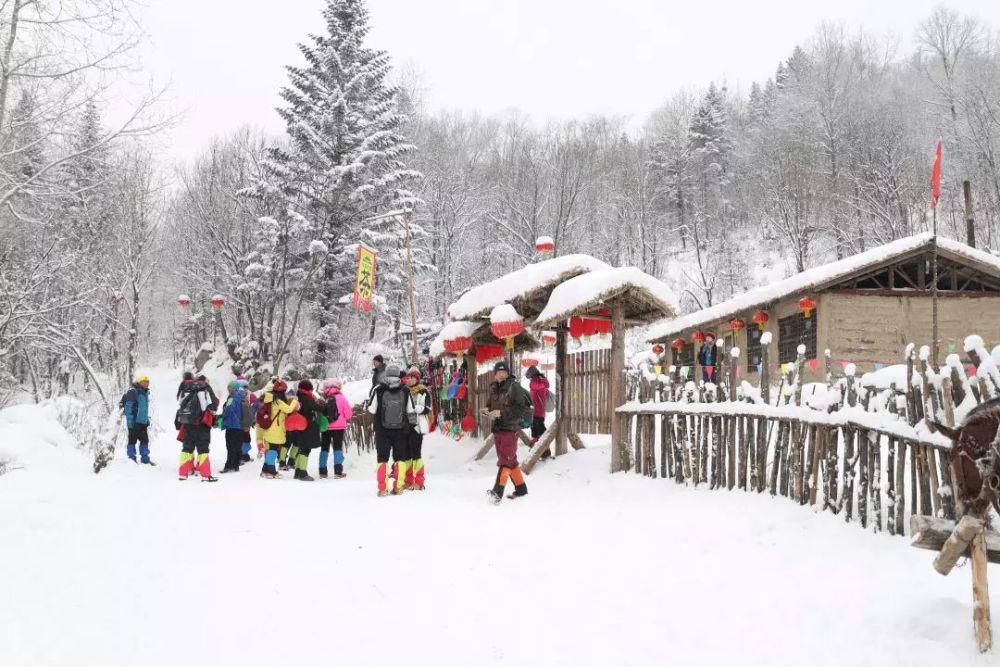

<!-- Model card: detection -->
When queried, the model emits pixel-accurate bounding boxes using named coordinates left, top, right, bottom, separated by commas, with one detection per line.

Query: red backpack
left=256, top=402, right=274, bottom=429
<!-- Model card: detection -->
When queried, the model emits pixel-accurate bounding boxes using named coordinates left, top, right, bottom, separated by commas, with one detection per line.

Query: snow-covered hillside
left=2, top=366, right=997, bottom=666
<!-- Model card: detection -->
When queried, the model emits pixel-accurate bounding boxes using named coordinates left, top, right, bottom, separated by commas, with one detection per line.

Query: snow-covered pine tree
left=261, top=0, right=421, bottom=371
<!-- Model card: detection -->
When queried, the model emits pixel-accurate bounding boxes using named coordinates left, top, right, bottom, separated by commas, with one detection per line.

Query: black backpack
left=176, top=391, right=201, bottom=426
left=325, top=396, right=340, bottom=423
left=380, top=387, right=407, bottom=430
left=508, top=382, right=533, bottom=429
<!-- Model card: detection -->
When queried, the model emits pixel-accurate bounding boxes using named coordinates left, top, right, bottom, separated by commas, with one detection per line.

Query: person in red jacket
left=525, top=366, right=551, bottom=460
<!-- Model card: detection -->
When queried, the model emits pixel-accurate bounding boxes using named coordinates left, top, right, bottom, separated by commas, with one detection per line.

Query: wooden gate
left=565, top=348, right=612, bottom=435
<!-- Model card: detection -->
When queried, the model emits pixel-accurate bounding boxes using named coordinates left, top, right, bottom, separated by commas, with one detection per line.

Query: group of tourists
left=121, top=352, right=555, bottom=501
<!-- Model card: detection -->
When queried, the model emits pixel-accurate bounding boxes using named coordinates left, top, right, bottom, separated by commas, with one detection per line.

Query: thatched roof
left=645, top=233, right=1000, bottom=343
left=428, top=320, right=539, bottom=360
left=533, top=267, right=681, bottom=329
left=447, top=254, right=611, bottom=323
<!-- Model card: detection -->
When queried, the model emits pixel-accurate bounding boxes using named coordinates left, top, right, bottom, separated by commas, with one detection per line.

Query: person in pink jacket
left=526, top=366, right=551, bottom=460
left=320, top=379, right=354, bottom=478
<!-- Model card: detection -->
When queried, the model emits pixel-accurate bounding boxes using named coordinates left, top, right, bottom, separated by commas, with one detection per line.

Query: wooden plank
left=568, top=432, right=586, bottom=451
left=522, top=426, right=558, bottom=474
left=857, top=428, right=868, bottom=528
left=896, top=439, right=907, bottom=535
left=872, top=433, right=882, bottom=533
left=555, top=329, right=568, bottom=456
left=474, top=433, right=496, bottom=461
left=727, top=414, right=737, bottom=491
left=809, top=425, right=824, bottom=506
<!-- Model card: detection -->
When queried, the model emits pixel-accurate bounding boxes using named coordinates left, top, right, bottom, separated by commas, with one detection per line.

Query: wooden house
left=645, top=234, right=1000, bottom=381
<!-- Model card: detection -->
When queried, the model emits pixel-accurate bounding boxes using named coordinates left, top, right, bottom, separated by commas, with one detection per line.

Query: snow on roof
left=447, top=254, right=612, bottom=322
left=428, top=320, right=482, bottom=358
left=534, top=267, right=681, bottom=328
left=645, top=233, right=1000, bottom=342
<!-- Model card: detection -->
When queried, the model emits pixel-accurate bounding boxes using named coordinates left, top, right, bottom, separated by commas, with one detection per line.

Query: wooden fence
left=565, top=348, right=612, bottom=435
left=616, top=403, right=955, bottom=535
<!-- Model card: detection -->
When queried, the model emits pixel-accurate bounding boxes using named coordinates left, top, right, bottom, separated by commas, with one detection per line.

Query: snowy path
left=2, top=367, right=1000, bottom=666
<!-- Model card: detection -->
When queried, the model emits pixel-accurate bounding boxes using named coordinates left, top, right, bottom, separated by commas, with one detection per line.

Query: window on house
left=778, top=312, right=817, bottom=364
left=673, top=341, right=695, bottom=367
left=746, top=326, right=764, bottom=372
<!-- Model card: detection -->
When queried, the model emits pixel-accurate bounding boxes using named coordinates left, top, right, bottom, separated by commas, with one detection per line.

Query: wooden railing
left=615, top=402, right=955, bottom=535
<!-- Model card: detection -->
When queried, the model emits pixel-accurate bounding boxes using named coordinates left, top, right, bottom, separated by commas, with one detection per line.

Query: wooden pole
left=467, top=354, right=479, bottom=439
left=403, top=209, right=419, bottom=365
left=972, top=529, right=994, bottom=652
left=609, top=301, right=626, bottom=473
left=932, top=515, right=983, bottom=576
left=556, top=328, right=568, bottom=457
left=932, top=217, right=940, bottom=366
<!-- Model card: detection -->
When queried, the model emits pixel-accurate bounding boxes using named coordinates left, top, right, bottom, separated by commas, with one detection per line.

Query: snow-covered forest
left=4, top=1, right=1000, bottom=408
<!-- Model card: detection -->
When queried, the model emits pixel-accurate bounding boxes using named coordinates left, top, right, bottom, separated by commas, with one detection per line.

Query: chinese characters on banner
left=352, top=244, right=378, bottom=312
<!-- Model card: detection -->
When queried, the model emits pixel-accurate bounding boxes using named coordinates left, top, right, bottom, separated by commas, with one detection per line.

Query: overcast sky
left=135, top=0, right=1000, bottom=164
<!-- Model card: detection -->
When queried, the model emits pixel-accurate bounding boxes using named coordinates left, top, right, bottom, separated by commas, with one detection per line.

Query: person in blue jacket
left=123, top=375, right=154, bottom=465
left=220, top=380, right=253, bottom=473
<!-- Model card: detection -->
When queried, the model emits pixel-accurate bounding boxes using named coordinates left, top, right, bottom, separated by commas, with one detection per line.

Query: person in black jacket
left=698, top=333, right=718, bottom=383
left=292, top=379, right=324, bottom=481
left=367, top=366, right=412, bottom=496
left=176, top=377, right=219, bottom=482
left=371, top=355, right=386, bottom=387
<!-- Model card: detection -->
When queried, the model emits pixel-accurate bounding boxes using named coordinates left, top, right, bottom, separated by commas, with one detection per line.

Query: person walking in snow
left=122, top=374, right=154, bottom=465
left=320, top=379, right=353, bottom=479
left=371, top=354, right=387, bottom=388
left=698, top=332, right=718, bottom=384
left=368, top=365, right=414, bottom=496
left=289, top=379, right=324, bottom=481
left=525, top=365, right=551, bottom=460
left=484, top=361, right=532, bottom=502
left=259, top=379, right=299, bottom=479
left=400, top=367, right=431, bottom=492
left=220, top=380, right=253, bottom=473
left=176, top=376, right=219, bottom=482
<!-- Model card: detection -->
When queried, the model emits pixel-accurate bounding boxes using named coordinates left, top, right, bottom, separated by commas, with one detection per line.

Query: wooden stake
left=972, top=529, right=993, bottom=652
left=609, top=302, right=626, bottom=473
left=931, top=515, right=983, bottom=576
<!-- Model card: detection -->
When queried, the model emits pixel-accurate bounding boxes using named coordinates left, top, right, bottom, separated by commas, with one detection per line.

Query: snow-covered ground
left=2, top=367, right=999, bottom=666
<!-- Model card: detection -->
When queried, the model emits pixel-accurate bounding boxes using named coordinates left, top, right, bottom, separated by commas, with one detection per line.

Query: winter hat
left=272, top=379, right=288, bottom=393
left=227, top=380, right=239, bottom=391
left=525, top=366, right=541, bottom=379
left=383, top=365, right=401, bottom=381
left=137, top=374, right=150, bottom=383
left=322, top=378, right=341, bottom=390
left=298, top=379, right=314, bottom=392
left=493, top=361, right=510, bottom=373
left=406, top=367, right=421, bottom=379
left=183, top=371, right=194, bottom=381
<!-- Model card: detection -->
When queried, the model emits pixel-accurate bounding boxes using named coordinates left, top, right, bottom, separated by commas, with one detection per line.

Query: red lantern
left=798, top=296, right=817, bottom=319
left=535, top=236, right=555, bottom=257
left=752, top=311, right=769, bottom=331
left=461, top=412, right=476, bottom=432
left=475, top=344, right=505, bottom=365
left=521, top=357, right=539, bottom=369
left=652, top=344, right=665, bottom=355
left=211, top=295, right=225, bottom=311
left=490, top=305, right=524, bottom=349
left=729, top=318, right=746, bottom=332
left=443, top=335, right=473, bottom=360
left=671, top=338, right=686, bottom=352
left=692, top=330, right=706, bottom=343
left=177, top=294, right=191, bottom=308
left=569, top=316, right=586, bottom=340
left=542, top=332, right=557, bottom=347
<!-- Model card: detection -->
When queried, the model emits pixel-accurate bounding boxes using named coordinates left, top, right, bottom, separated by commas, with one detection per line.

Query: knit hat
left=322, top=378, right=342, bottom=390
left=137, top=374, right=150, bottom=383
left=298, top=379, right=313, bottom=391
left=373, top=354, right=384, bottom=364
left=272, top=379, right=288, bottom=393
left=493, top=361, right=510, bottom=373
left=525, top=365, right=541, bottom=379
left=406, top=367, right=421, bottom=379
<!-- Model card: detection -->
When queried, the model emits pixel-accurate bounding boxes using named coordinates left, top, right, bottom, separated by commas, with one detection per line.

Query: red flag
left=930, top=140, right=943, bottom=209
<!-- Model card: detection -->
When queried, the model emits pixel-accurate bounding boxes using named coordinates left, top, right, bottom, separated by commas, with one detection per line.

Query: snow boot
left=294, top=469, right=315, bottom=482
left=241, top=453, right=252, bottom=463
left=486, top=488, right=503, bottom=504
left=141, top=458, right=156, bottom=466
left=378, top=490, right=390, bottom=497
left=319, top=468, right=328, bottom=479
left=202, top=475, right=219, bottom=483
left=507, top=484, right=528, bottom=499
left=334, top=462, right=345, bottom=478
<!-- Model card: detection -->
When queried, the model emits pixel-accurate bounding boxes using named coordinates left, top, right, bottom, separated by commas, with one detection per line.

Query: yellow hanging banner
left=352, top=244, right=378, bottom=312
